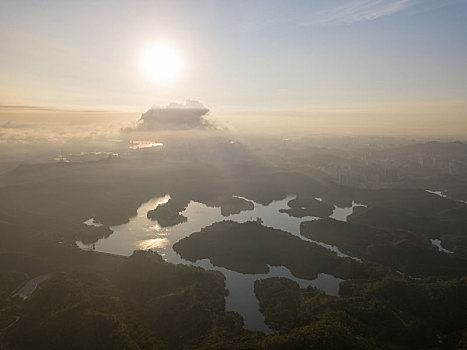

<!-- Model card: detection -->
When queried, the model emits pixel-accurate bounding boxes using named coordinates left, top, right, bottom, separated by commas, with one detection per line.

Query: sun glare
left=140, top=44, right=182, bottom=84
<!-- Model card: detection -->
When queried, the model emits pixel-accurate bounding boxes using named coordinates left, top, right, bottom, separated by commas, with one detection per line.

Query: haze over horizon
left=1, top=0, right=466, bottom=120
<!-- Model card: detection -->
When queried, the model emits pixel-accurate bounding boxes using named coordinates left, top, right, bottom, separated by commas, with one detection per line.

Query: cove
left=78, top=195, right=363, bottom=331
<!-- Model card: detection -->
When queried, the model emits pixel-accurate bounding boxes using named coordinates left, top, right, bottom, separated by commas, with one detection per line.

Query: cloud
left=0, top=106, right=137, bottom=145
left=312, top=0, right=415, bottom=25
left=127, top=100, right=212, bottom=132
left=0, top=125, right=123, bottom=146
left=0, top=105, right=125, bottom=113
left=1, top=121, right=34, bottom=129
left=0, top=118, right=126, bottom=146
left=0, top=101, right=213, bottom=146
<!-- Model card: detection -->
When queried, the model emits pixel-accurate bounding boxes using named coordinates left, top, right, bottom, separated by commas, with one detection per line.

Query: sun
left=140, top=44, right=182, bottom=84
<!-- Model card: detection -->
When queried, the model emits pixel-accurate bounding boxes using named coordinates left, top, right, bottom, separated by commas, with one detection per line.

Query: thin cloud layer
left=0, top=105, right=119, bottom=113
left=0, top=116, right=129, bottom=145
left=312, top=0, right=415, bottom=25
left=1, top=121, right=33, bottom=129
left=0, top=123, right=123, bottom=145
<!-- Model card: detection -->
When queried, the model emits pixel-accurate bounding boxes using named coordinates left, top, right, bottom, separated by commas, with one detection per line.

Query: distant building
left=54, top=150, right=69, bottom=163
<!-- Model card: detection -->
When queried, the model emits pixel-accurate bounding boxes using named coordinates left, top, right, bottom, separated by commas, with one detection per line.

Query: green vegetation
left=7, top=271, right=140, bottom=350
left=301, top=218, right=467, bottom=277
left=203, top=196, right=254, bottom=216
left=349, top=205, right=467, bottom=256
left=147, top=197, right=189, bottom=227
left=254, top=275, right=467, bottom=349
left=279, top=196, right=334, bottom=218
left=1, top=250, right=249, bottom=350
left=1, top=139, right=467, bottom=349
left=174, top=221, right=376, bottom=280
left=79, top=225, right=113, bottom=245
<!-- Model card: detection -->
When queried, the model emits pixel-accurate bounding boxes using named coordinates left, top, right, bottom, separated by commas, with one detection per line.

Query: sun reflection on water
left=129, top=141, right=164, bottom=149
left=138, top=238, right=169, bottom=250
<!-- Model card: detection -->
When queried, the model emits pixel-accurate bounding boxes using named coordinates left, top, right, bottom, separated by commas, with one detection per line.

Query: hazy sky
left=1, top=0, right=466, bottom=113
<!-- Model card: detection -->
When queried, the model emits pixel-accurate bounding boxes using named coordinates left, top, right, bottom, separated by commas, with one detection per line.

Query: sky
left=0, top=0, right=467, bottom=114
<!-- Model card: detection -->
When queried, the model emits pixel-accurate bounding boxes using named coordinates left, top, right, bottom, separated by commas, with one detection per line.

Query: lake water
left=129, top=140, right=164, bottom=149
left=426, top=189, right=467, bottom=205
left=78, top=194, right=363, bottom=332
left=430, top=239, right=454, bottom=254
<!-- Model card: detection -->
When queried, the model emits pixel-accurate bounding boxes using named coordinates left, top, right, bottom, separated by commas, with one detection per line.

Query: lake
left=78, top=194, right=364, bottom=332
